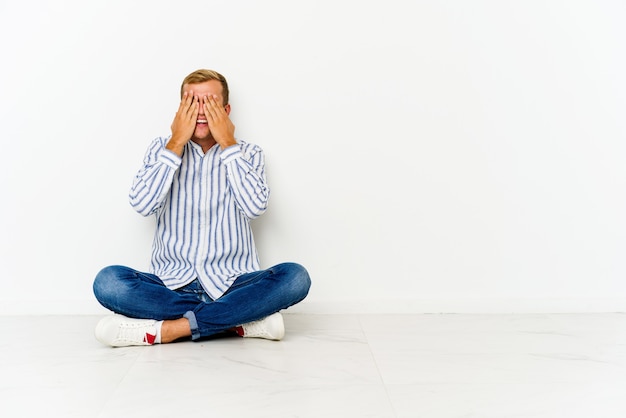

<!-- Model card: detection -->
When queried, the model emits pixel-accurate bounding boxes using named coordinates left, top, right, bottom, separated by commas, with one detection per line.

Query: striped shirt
left=129, top=136, right=270, bottom=299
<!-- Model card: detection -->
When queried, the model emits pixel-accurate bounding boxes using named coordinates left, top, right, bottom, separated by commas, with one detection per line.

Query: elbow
left=129, top=197, right=157, bottom=217
left=248, top=206, right=268, bottom=220
left=245, top=196, right=269, bottom=219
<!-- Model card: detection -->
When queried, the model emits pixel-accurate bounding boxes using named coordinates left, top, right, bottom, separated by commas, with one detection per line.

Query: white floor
left=1, top=313, right=626, bottom=418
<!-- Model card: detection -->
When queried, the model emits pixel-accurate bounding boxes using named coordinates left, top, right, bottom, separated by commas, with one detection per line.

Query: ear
left=225, top=103, right=231, bottom=115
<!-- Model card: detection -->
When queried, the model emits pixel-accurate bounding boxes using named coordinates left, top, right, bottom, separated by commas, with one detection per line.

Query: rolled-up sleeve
left=129, top=137, right=182, bottom=217
left=220, top=143, right=270, bottom=219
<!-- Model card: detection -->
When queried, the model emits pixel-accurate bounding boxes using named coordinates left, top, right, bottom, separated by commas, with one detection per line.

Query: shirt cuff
left=220, top=143, right=243, bottom=164
left=157, top=148, right=182, bottom=169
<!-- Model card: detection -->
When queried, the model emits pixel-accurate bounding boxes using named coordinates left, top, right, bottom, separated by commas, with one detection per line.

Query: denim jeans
left=93, top=263, right=311, bottom=340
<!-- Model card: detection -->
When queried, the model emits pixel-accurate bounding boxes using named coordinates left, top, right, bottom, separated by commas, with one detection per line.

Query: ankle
left=161, top=318, right=192, bottom=343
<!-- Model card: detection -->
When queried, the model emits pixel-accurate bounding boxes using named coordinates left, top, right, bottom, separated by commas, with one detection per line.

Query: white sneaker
left=95, top=314, right=158, bottom=347
left=236, top=312, right=285, bottom=341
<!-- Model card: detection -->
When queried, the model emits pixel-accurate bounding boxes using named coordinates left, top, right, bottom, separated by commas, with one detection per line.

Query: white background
left=0, top=0, right=624, bottom=314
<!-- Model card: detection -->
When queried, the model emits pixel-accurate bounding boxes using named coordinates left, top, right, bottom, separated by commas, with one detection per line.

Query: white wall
left=1, top=0, right=624, bottom=314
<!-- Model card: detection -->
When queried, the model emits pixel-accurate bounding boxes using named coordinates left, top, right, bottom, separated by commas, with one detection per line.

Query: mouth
left=196, top=120, right=208, bottom=125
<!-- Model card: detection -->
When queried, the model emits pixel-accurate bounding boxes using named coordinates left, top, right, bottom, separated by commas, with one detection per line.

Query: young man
left=93, top=69, right=311, bottom=347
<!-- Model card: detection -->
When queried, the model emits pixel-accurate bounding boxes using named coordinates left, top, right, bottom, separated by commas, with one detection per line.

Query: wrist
left=219, top=136, right=237, bottom=149
left=166, top=136, right=187, bottom=156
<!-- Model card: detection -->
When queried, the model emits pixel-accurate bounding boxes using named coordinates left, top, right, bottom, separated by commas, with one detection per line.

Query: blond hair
left=180, top=69, right=230, bottom=105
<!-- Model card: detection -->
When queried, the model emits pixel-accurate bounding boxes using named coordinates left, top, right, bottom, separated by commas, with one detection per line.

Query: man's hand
left=204, top=95, right=236, bottom=149
left=166, top=91, right=199, bottom=156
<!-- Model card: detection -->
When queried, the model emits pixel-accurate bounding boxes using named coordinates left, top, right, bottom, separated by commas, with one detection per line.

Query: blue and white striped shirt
left=129, top=136, right=270, bottom=299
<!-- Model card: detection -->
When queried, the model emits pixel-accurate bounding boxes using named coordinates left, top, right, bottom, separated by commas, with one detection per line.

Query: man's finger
left=190, top=97, right=199, bottom=120
left=209, top=95, right=226, bottom=113
left=177, top=91, right=189, bottom=113
left=180, top=90, right=195, bottom=114
left=203, top=96, right=219, bottom=120
left=186, top=96, right=198, bottom=119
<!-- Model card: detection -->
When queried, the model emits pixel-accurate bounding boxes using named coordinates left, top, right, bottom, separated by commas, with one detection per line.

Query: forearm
left=221, top=144, right=270, bottom=218
left=129, top=140, right=181, bottom=216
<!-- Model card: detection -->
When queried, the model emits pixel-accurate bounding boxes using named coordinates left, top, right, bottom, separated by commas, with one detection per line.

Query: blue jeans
left=93, top=263, right=311, bottom=340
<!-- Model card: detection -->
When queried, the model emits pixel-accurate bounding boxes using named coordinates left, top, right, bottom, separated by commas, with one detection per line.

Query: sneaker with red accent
left=95, top=314, right=158, bottom=347
left=235, top=312, right=285, bottom=341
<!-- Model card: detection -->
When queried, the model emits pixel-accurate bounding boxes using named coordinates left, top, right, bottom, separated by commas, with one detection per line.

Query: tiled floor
left=1, top=313, right=626, bottom=417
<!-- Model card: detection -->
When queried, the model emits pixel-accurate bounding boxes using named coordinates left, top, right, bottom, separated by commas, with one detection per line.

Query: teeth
left=197, top=121, right=207, bottom=124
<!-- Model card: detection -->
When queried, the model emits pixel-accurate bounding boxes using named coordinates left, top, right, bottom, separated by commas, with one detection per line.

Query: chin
left=192, top=133, right=213, bottom=142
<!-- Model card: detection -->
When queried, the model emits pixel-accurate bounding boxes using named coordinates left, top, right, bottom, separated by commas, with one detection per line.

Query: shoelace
left=117, top=322, right=155, bottom=344
left=243, top=319, right=271, bottom=338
